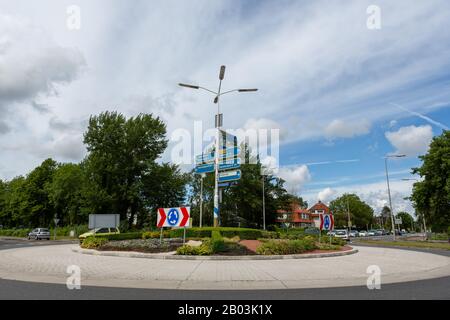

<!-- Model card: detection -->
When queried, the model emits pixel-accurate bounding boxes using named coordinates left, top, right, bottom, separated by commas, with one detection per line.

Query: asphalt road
left=0, top=238, right=449, bottom=300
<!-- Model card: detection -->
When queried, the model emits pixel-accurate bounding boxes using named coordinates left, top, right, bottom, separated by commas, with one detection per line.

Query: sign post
left=319, top=213, right=335, bottom=244
left=53, top=217, right=60, bottom=241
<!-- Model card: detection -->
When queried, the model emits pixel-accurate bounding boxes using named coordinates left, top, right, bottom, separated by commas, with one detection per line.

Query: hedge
left=168, top=227, right=264, bottom=240
left=256, top=237, right=317, bottom=255
left=84, top=232, right=143, bottom=242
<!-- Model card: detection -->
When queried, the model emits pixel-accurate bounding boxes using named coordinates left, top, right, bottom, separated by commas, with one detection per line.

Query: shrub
left=176, top=241, right=213, bottom=256
left=210, top=230, right=225, bottom=253
left=256, top=239, right=318, bottom=255
left=320, top=236, right=346, bottom=246
left=103, top=232, right=143, bottom=241
left=168, top=227, right=263, bottom=240
left=80, top=237, right=109, bottom=249
left=142, top=231, right=170, bottom=239
left=261, top=231, right=279, bottom=239
left=316, top=243, right=341, bottom=251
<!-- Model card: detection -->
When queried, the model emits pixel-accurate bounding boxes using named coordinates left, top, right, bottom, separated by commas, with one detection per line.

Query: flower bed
left=97, top=238, right=184, bottom=253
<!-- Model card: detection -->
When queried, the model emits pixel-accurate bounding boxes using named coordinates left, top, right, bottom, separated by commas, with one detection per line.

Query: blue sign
left=195, top=159, right=241, bottom=174
left=196, top=147, right=240, bottom=164
left=324, top=215, right=330, bottom=230
left=218, top=170, right=242, bottom=183
left=167, top=208, right=180, bottom=226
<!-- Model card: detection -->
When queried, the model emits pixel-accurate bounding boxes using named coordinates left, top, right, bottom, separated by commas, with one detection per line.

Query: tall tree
left=46, top=163, right=88, bottom=226
left=329, top=193, right=374, bottom=229
left=83, top=112, right=168, bottom=226
left=411, top=130, right=450, bottom=232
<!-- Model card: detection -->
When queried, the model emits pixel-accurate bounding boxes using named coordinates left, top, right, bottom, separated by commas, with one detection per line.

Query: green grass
left=358, top=240, right=450, bottom=250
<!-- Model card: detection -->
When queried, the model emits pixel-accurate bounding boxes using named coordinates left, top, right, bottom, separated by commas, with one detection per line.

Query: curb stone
left=72, top=246, right=358, bottom=260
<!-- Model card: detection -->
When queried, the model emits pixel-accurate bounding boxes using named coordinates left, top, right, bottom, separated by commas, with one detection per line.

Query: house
left=277, top=200, right=334, bottom=228
left=276, top=202, right=314, bottom=228
left=308, top=200, right=332, bottom=228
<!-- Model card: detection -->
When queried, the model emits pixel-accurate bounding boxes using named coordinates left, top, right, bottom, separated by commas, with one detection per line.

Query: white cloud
left=385, top=125, right=433, bottom=156
left=324, top=119, right=371, bottom=139
left=278, top=165, right=311, bottom=194
left=317, top=187, right=336, bottom=203
left=0, top=14, right=85, bottom=107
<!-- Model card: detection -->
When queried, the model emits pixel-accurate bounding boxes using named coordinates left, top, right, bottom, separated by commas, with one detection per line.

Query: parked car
left=28, top=228, right=51, bottom=240
left=349, top=230, right=359, bottom=237
left=333, top=229, right=349, bottom=241
left=359, top=230, right=368, bottom=237
left=374, top=230, right=383, bottom=236
left=367, top=230, right=377, bottom=236
left=327, top=230, right=336, bottom=236
left=79, top=227, right=120, bottom=240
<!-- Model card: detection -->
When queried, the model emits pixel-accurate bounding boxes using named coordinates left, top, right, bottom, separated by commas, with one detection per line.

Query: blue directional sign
left=218, top=170, right=241, bottom=183
left=195, top=147, right=241, bottom=166
left=194, top=159, right=241, bottom=174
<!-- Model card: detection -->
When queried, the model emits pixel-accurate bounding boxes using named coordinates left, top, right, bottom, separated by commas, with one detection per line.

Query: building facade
left=277, top=200, right=333, bottom=229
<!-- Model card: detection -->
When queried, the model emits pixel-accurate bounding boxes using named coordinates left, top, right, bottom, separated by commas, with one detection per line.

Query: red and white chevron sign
left=157, top=207, right=190, bottom=228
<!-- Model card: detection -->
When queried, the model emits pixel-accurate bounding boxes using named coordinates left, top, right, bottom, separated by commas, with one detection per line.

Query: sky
left=1, top=0, right=450, bottom=216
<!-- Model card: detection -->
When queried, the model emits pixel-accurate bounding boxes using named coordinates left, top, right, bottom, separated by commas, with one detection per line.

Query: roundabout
left=0, top=242, right=449, bottom=291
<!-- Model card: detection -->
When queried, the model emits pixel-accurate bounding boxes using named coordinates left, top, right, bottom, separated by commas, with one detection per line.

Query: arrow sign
left=157, top=207, right=191, bottom=228
left=219, top=170, right=241, bottom=183
left=195, top=148, right=241, bottom=165
left=54, top=218, right=60, bottom=225
left=195, top=159, right=241, bottom=174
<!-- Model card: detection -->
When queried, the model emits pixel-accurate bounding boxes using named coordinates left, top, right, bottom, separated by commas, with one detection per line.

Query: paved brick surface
left=0, top=245, right=448, bottom=290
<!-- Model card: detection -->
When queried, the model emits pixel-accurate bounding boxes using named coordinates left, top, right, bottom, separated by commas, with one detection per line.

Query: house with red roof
left=276, top=200, right=333, bottom=228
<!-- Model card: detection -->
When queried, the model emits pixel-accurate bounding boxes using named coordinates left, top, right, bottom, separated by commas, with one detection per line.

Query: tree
left=46, top=163, right=88, bottom=226
left=188, top=143, right=293, bottom=228
left=83, top=112, right=168, bottom=226
left=396, top=211, right=414, bottom=231
left=329, top=194, right=374, bottom=229
left=23, top=159, right=58, bottom=227
left=411, top=130, right=450, bottom=232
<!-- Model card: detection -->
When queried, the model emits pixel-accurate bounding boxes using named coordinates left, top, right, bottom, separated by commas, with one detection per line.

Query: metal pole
left=183, top=227, right=186, bottom=245
left=213, top=75, right=222, bottom=228
left=262, top=174, right=266, bottom=230
left=200, top=174, right=204, bottom=228
left=385, top=157, right=396, bottom=241
left=160, top=227, right=163, bottom=246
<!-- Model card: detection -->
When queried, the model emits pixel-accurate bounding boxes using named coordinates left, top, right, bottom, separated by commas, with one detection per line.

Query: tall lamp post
left=385, top=154, right=406, bottom=241
left=179, top=67, right=258, bottom=227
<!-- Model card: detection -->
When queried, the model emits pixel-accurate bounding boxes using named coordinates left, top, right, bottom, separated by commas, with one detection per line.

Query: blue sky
left=0, top=0, right=450, bottom=214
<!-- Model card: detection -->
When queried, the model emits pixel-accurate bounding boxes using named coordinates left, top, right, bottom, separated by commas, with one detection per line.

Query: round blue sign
left=167, top=208, right=180, bottom=226
left=324, top=215, right=330, bottom=230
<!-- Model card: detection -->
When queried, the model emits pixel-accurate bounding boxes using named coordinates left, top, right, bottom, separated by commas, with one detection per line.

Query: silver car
left=28, top=228, right=51, bottom=240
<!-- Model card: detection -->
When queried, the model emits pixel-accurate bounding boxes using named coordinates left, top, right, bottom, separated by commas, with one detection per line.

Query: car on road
left=333, top=229, right=349, bottom=241
left=79, top=227, right=120, bottom=240
left=359, top=230, right=368, bottom=237
left=349, top=230, right=359, bottom=237
left=28, top=228, right=51, bottom=240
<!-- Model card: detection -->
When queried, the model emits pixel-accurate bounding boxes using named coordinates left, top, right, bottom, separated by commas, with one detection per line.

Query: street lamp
left=179, top=66, right=258, bottom=227
left=384, top=154, right=406, bottom=241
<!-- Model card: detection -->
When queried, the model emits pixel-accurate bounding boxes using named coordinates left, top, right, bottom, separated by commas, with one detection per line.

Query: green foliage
left=0, top=228, right=32, bottom=237
left=319, top=235, right=346, bottom=246
left=411, top=130, right=450, bottom=232
left=142, top=231, right=167, bottom=239
left=176, top=242, right=213, bottom=256
left=188, top=143, right=298, bottom=229
left=329, top=193, right=374, bottom=229
left=100, top=232, right=143, bottom=241
left=256, top=239, right=318, bottom=255
left=168, top=227, right=264, bottom=240
left=210, top=230, right=225, bottom=252
left=316, top=243, right=341, bottom=251
left=80, top=237, right=109, bottom=249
